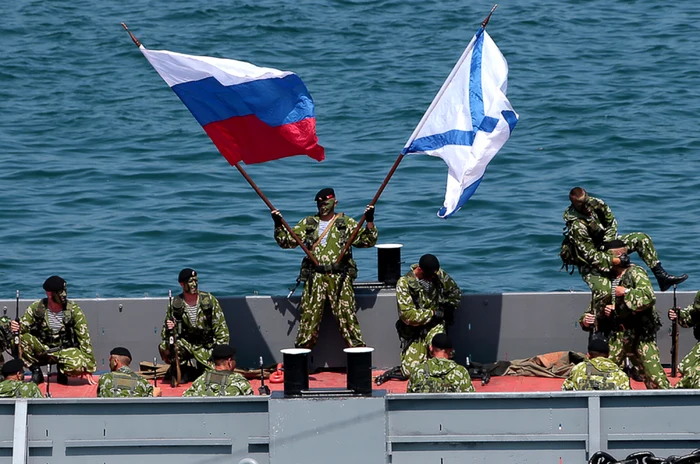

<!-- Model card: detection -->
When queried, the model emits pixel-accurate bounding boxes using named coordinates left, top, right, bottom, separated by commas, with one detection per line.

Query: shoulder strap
left=311, top=214, right=340, bottom=250
left=204, top=371, right=230, bottom=396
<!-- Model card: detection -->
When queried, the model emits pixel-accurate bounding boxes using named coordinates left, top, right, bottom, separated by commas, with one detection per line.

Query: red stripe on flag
left=203, top=115, right=324, bottom=165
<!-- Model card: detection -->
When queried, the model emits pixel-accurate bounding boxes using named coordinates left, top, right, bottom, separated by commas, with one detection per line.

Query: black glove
left=433, top=308, right=444, bottom=320
left=271, top=210, right=283, bottom=228
left=618, top=253, right=631, bottom=268
left=364, top=205, right=374, bottom=223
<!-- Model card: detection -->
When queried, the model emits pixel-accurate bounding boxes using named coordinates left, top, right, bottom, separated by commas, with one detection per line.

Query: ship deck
left=31, top=367, right=682, bottom=397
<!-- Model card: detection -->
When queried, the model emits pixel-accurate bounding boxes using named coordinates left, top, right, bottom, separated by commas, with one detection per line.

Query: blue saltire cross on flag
left=402, top=26, right=518, bottom=218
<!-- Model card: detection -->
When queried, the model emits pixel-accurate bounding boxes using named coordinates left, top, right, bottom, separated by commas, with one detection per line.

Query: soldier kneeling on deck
left=97, top=347, right=162, bottom=398
left=562, top=337, right=630, bottom=391
left=182, top=344, right=253, bottom=397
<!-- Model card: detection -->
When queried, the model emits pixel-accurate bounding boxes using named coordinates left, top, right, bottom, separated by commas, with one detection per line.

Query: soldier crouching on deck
left=11, top=276, right=96, bottom=385
left=159, top=268, right=230, bottom=381
left=97, top=347, right=162, bottom=398
left=271, top=188, right=377, bottom=349
left=578, top=240, right=670, bottom=389
left=668, top=290, right=700, bottom=389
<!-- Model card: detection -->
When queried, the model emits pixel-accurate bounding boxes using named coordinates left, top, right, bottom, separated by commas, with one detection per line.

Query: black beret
left=588, top=336, right=610, bottom=355
left=430, top=333, right=452, bottom=350
left=314, top=188, right=335, bottom=202
left=43, top=275, right=66, bottom=292
left=110, top=347, right=132, bottom=359
left=419, top=254, right=440, bottom=275
left=211, top=344, right=236, bottom=360
left=1, top=358, right=25, bottom=376
left=602, top=240, right=627, bottom=250
left=178, top=268, right=197, bottom=283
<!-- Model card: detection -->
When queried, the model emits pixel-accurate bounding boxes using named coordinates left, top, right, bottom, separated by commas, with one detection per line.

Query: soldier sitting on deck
left=0, top=359, right=43, bottom=398
left=407, top=334, right=475, bottom=393
left=97, top=347, right=162, bottom=398
left=182, top=344, right=253, bottom=397
left=562, top=337, right=630, bottom=391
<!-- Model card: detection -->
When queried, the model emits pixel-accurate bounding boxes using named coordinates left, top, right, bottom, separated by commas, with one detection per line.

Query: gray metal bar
left=387, top=434, right=588, bottom=443
left=64, top=438, right=234, bottom=447
left=607, top=433, right=700, bottom=440
left=12, top=400, right=27, bottom=464
left=588, top=395, right=601, bottom=455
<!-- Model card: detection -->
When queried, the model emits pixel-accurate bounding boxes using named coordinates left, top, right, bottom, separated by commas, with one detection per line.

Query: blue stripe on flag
left=405, top=129, right=476, bottom=154
left=438, top=175, right=483, bottom=218
left=502, top=110, right=518, bottom=134
left=469, top=29, right=499, bottom=133
left=171, top=74, right=315, bottom=127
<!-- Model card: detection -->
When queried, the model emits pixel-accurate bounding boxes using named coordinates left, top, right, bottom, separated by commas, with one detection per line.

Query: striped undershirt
left=47, top=310, right=64, bottom=334
left=184, top=302, right=198, bottom=325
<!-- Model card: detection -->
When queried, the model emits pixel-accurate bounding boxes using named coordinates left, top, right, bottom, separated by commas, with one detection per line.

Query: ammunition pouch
left=111, top=372, right=139, bottom=397
left=203, top=370, right=231, bottom=396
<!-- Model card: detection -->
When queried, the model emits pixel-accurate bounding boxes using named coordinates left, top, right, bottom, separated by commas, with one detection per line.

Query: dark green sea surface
left=2, top=0, right=699, bottom=298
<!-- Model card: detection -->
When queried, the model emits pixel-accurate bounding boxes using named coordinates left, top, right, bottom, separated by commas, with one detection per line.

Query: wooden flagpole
left=335, top=5, right=498, bottom=264
left=120, top=23, right=319, bottom=266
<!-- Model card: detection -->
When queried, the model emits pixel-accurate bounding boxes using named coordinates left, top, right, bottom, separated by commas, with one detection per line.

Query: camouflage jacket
left=20, top=299, right=96, bottom=372
left=274, top=213, right=378, bottom=280
left=161, top=291, right=229, bottom=348
left=407, top=358, right=475, bottom=393
left=0, top=379, right=44, bottom=398
left=676, top=290, right=700, bottom=341
left=580, top=265, right=661, bottom=339
left=677, top=290, right=700, bottom=329
left=396, top=264, right=461, bottom=327
left=182, top=370, right=253, bottom=397
left=562, top=196, right=618, bottom=271
left=97, top=366, right=155, bottom=397
left=561, top=357, right=631, bottom=391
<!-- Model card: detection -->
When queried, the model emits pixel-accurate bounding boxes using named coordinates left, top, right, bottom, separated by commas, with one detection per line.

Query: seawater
left=2, top=0, right=700, bottom=299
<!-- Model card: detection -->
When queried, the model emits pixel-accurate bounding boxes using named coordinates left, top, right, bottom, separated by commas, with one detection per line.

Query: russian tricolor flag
left=140, top=46, right=324, bottom=165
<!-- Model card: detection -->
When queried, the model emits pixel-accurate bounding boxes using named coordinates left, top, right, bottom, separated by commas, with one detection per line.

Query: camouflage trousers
left=608, top=330, right=670, bottom=389
left=400, top=323, right=445, bottom=378
left=295, top=273, right=364, bottom=349
left=158, top=338, right=214, bottom=370
left=675, top=341, right=700, bottom=389
left=19, top=333, right=96, bottom=375
left=582, top=232, right=660, bottom=312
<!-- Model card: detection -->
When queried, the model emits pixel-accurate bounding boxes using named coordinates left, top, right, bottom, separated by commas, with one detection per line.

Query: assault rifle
left=167, top=290, right=182, bottom=387
left=258, top=356, right=270, bottom=395
left=45, top=363, right=52, bottom=398
left=13, top=290, right=21, bottom=359
left=671, top=285, right=679, bottom=377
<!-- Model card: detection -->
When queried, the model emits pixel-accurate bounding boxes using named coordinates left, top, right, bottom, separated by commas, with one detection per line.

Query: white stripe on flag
left=402, top=28, right=518, bottom=218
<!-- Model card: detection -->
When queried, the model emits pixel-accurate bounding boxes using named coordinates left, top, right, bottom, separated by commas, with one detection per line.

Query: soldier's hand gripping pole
left=671, top=285, right=679, bottom=377
left=258, top=356, right=270, bottom=395
left=13, top=290, right=21, bottom=359
left=168, top=290, right=181, bottom=387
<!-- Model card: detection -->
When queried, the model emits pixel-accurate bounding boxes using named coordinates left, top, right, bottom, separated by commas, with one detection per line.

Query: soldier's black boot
left=30, top=365, right=44, bottom=385
left=56, top=371, right=69, bottom=385
left=651, top=263, right=688, bottom=292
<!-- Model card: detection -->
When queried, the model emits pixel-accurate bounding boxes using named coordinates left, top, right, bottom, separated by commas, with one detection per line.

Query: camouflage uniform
left=182, top=369, right=253, bottom=397
left=396, top=264, right=461, bottom=377
left=19, top=299, right=96, bottom=375
left=275, top=213, right=378, bottom=348
left=96, top=366, right=155, bottom=397
left=578, top=265, right=670, bottom=389
left=563, top=196, right=660, bottom=312
left=673, top=290, right=700, bottom=389
left=158, top=291, right=229, bottom=369
left=407, top=357, right=475, bottom=393
left=561, top=357, right=631, bottom=391
left=0, top=379, right=44, bottom=398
